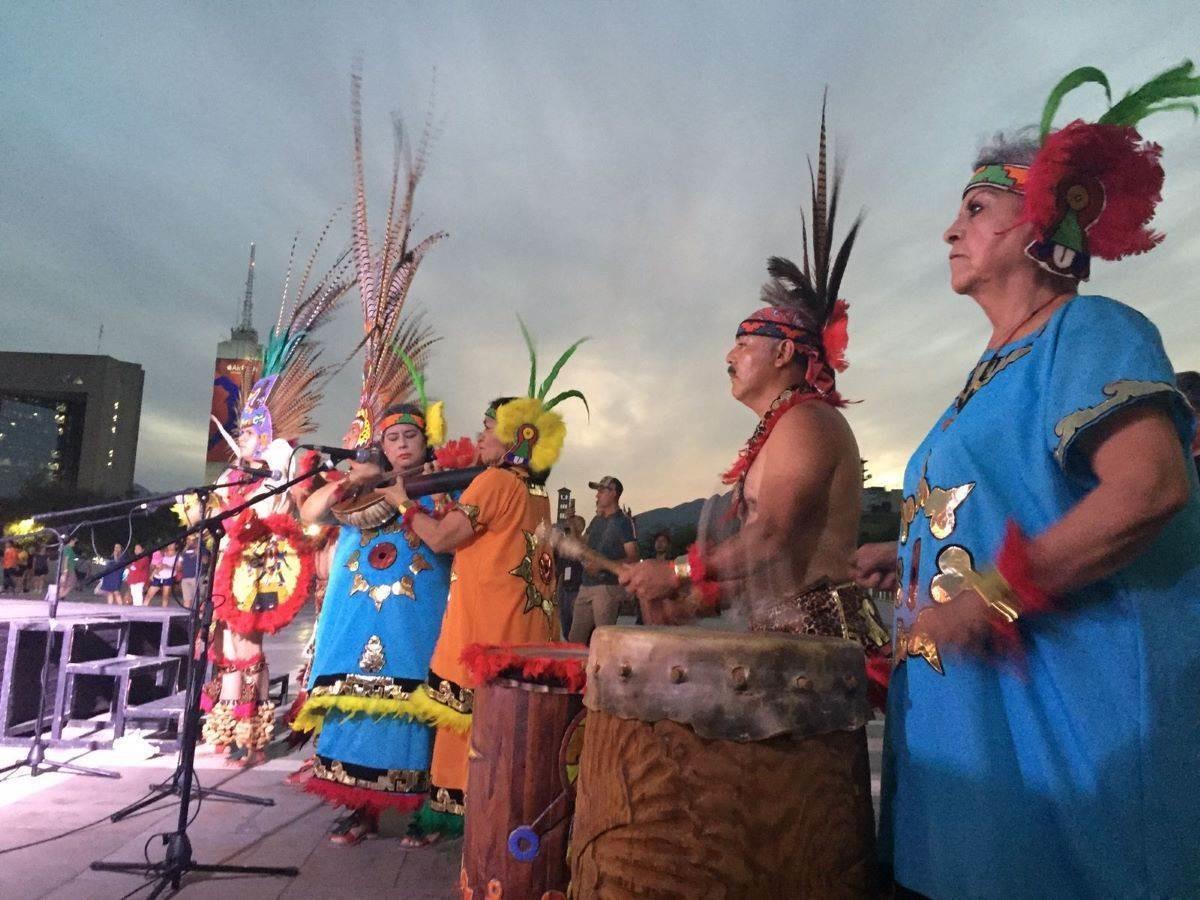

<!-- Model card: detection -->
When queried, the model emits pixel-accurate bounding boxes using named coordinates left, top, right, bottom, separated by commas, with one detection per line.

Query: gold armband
left=972, top=567, right=1023, bottom=624
left=673, top=556, right=692, bottom=585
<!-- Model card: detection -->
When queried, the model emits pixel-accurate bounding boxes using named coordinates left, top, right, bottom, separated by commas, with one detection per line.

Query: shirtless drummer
left=621, top=110, right=889, bottom=674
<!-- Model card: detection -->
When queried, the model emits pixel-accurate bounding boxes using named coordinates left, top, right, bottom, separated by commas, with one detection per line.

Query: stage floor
left=0, top=598, right=884, bottom=897
left=0, top=599, right=463, bottom=898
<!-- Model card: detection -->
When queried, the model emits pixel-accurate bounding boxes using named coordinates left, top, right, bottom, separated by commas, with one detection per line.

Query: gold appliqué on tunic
left=431, top=786, right=466, bottom=815
left=359, top=635, right=385, bottom=673
left=895, top=616, right=944, bottom=675
left=509, top=530, right=556, bottom=619
left=427, top=679, right=473, bottom=715
left=1054, top=380, right=1180, bottom=466
left=312, top=757, right=429, bottom=794
left=308, top=674, right=415, bottom=701
left=409, top=553, right=432, bottom=576
left=954, top=345, right=1033, bottom=412
left=899, top=465, right=975, bottom=544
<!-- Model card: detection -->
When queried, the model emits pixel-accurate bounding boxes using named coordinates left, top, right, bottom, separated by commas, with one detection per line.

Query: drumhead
left=585, top=626, right=870, bottom=741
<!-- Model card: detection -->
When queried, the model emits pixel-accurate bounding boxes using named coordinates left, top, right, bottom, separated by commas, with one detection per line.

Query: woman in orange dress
left=387, top=326, right=587, bottom=842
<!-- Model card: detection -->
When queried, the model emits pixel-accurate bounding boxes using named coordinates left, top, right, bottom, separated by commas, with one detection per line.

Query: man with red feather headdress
left=623, top=100, right=889, bottom=684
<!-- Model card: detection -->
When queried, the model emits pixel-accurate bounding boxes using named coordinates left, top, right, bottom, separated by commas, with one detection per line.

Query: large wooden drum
left=571, top=626, right=876, bottom=899
left=462, top=643, right=588, bottom=900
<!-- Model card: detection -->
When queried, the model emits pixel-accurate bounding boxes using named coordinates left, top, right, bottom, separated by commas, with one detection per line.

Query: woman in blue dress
left=295, top=401, right=453, bottom=845
left=99, top=542, right=126, bottom=604
left=854, top=62, right=1200, bottom=897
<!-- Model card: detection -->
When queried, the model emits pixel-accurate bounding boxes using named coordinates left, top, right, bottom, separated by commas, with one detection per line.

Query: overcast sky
left=4, top=1, right=1200, bottom=512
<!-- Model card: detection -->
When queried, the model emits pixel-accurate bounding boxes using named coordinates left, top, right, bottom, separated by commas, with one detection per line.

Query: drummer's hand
left=619, top=559, right=678, bottom=603
left=917, top=590, right=991, bottom=652
left=851, top=541, right=900, bottom=591
left=347, top=460, right=384, bottom=485
left=638, top=592, right=696, bottom=626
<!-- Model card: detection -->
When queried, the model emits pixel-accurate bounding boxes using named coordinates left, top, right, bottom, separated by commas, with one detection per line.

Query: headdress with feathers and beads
left=490, top=318, right=588, bottom=474
left=343, top=68, right=444, bottom=451
left=739, top=94, right=862, bottom=406
left=963, top=60, right=1200, bottom=280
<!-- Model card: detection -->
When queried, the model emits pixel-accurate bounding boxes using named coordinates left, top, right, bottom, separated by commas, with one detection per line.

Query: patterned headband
left=377, top=410, right=427, bottom=438
left=964, top=164, right=1030, bottom=197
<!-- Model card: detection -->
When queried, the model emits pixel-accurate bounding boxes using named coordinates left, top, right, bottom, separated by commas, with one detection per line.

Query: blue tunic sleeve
left=1042, top=295, right=1194, bottom=485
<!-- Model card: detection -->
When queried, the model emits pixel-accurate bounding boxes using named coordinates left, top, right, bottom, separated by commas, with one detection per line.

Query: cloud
left=3, top=0, right=1200, bottom=511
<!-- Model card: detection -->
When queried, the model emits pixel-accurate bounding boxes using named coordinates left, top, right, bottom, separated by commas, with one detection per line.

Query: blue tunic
left=307, top=493, right=452, bottom=794
left=880, top=295, right=1200, bottom=898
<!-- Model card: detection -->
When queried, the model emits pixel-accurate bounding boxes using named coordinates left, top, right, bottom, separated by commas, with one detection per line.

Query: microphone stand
left=90, top=465, right=323, bottom=895
left=0, top=524, right=120, bottom=780
left=104, top=488, right=271, bottom=820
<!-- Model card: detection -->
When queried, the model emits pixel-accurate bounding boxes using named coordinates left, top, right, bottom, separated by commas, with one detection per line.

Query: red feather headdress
left=972, top=61, right=1198, bottom=280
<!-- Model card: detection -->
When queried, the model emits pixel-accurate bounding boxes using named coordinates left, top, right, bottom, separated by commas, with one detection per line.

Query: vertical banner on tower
left=207, top=357, right=261, bottom=464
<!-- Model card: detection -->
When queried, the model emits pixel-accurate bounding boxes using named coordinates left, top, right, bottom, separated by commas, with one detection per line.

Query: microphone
left=236, top=462, right=284, bottom=480
left=298, top=444, right=378, bottom=464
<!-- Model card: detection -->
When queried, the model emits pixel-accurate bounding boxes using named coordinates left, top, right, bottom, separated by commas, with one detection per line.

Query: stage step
left=64, top=654, right=181, bottom=740
left=66, top=654, right=177, bottom=676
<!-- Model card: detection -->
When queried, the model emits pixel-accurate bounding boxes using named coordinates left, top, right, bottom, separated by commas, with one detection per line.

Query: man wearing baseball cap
left=569, top=476, right=638, bottom=643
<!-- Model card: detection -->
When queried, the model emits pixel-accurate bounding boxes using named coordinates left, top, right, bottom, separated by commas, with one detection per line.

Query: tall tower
left=205, top=244, right=263, bottom=482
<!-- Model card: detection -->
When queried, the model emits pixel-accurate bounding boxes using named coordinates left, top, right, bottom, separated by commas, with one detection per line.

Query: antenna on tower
left=230, top=242, right=259, bottom=342
left=240, top=242, right=256, bottom=331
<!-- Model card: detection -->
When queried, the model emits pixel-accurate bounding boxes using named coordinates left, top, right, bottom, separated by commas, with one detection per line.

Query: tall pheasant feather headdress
left=740, top=94, right=862, bottom=404
left=964, top=60, right=1200, bottom=280
left=344, top=68, right=444, bottom=450
left=219, top=223, right=354, bottom=463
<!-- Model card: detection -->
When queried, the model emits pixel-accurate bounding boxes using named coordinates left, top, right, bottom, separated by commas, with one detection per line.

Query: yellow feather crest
left=494, top=396, right=567, bottom=473
left=425, top=400, right=446, bottom=448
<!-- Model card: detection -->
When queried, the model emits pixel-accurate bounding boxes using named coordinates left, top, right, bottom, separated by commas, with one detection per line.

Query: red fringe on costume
left=213, top=511, right=315, bottom=635
left=460, top=643, right=589, bottom=693
left=303, top=776, right=425, bottom=816
left=1022, top=120, right=1165, bottom=260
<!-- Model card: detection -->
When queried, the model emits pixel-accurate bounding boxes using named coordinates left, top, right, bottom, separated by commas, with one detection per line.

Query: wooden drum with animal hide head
left=570, top=626, right=877, bottom=899
left=460, top=643, right=588, bottom=900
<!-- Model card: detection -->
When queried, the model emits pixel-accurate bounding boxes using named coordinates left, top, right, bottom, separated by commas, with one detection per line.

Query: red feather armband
left=671, top=543, right=720, bottom=612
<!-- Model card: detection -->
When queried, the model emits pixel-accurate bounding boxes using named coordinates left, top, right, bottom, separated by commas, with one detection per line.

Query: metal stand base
left=109, top=770, right=273, bottom=822
left=91, top=831, right=297, bottom=900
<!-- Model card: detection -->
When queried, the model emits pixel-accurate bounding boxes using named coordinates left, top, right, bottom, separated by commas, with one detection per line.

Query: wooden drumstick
left=534, top=523, right=625, bottom=577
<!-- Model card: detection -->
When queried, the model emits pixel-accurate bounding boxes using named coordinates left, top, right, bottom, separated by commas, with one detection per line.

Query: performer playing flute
left=288, top=70, right=455, bottom=844
left=386, top=324, right=587, bottom=843
left=851, top=62, right=1200, bottom=897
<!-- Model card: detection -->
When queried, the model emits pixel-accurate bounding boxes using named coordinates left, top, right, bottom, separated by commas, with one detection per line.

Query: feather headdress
left=740, top=94, right=861, bottom=401
left=345, top=67, right=445, bottom=449
left=491, top=318, right=588, bottom=474
left=965, top=60, right=1200, bottom=280
left=226, top=222, right=354, bottom=461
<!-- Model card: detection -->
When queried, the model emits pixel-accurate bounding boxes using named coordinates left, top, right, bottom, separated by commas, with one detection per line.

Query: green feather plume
left=392, top=345, right=428, bottom=410
left=1041, top=60, right=1200, bottom=141
left=544, top=389, right=589, bottom=418
left=1100, top=59, right=1200, bottom=128
left=538, top=338, right=589, bottom=400
left=1040, top=66, right=1112, bottom=141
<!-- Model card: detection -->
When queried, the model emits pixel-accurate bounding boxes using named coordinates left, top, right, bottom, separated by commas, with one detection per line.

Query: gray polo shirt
left=581, top=511, right=635, bottom=587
